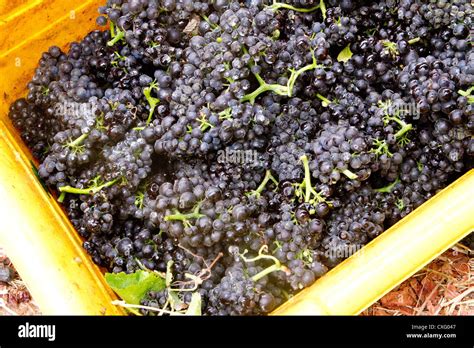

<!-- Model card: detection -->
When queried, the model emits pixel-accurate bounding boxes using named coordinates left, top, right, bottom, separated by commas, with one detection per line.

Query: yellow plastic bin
left=0, top=0, right=472, bottom=316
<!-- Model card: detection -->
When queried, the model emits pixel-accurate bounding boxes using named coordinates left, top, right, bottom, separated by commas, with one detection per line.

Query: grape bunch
left=8, top=0, right=473, bottom=316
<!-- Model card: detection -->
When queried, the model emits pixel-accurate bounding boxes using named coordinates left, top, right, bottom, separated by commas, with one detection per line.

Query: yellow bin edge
left=0, top=0, right=125, bottom=315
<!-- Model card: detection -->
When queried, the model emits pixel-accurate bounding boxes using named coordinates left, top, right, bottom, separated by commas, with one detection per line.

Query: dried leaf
left=183, top=15, right=200, bottom=35
left=185, top=292, right=202, bottom=315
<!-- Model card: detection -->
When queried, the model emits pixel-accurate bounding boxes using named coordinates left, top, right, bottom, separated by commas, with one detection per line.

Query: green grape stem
left=299, top=155, right=325, bottom=204
left=240, top=246, right=290, bottom=281
left=382, top=40, right=399, bottom=57
left=165, top=203, right=205, bottom=223
left=287, top=52, right=319, bottom=97
left=396, top=199, right=405, bottom=210
left=57, top=192, right=66, bottom=203
left=135, top=191, right=145, bottom=209
left=371, top=138, right=393, bottom=157
left=65, top=133, right=89, bottom=149
left=458, top=86, right=474, bottom=97
left=109, top=21, right=116, bottom=37
left=107, top=22, right=125, bottom=46
left=341, top=169, right=358, bottom=180
left=201, top=15, right=220, bottom=30
left=271, top=29, right=280, bottom=40
left=316, top=93, right=332, bottom=106
left=165, top=211, right=205, bottom=222
left=197, top=114, right=214, bottom=132
left=383, top=112, right=413, bottom=141
left=252, top=263, right=288, bottom=282
left=241, top=51, right=320, bottom=104
left=246, top=170, right=278, bottom=198
left=240, top=80, right=289, bottom=104
left=319, top=0, right=326, bottom=20
left=408, top=37, right=421, bottom=45
left=458, top=86, right=474, bottom=104
left=386, top=115, right=413, bottom=139
left=269, top=1, right=321, bottom=12
left=374, top=178, right=400, bottom=193
left=268, top=0, right=326, bottom=19
left=144, top=82, right=160, bottom=125
left=218, top=108, right=232, bottom=120
left=58, top=177, right=119, bottom=197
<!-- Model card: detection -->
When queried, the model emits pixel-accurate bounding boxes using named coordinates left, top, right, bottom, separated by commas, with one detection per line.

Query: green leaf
left=337, top=44, right=353, bottom=63
left=185, top=292, right=202, bottom=315
left=105, top=270, right=166, bottom=305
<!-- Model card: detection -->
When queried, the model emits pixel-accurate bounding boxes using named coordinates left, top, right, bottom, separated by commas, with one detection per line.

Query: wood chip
left=183, top=15, right=200, bottom=36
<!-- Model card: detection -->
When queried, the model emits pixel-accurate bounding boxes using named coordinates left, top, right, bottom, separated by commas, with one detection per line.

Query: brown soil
left=0, top=247, right=41, bottom=315
left=362, top=244, right=473, bottom=316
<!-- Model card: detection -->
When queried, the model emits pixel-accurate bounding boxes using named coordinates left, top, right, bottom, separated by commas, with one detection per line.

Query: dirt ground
left=0, top=245, right=472, bottom=316
left=0, top=247, right=40, bottom=315
left=362, top=244, right=474, bottom=316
